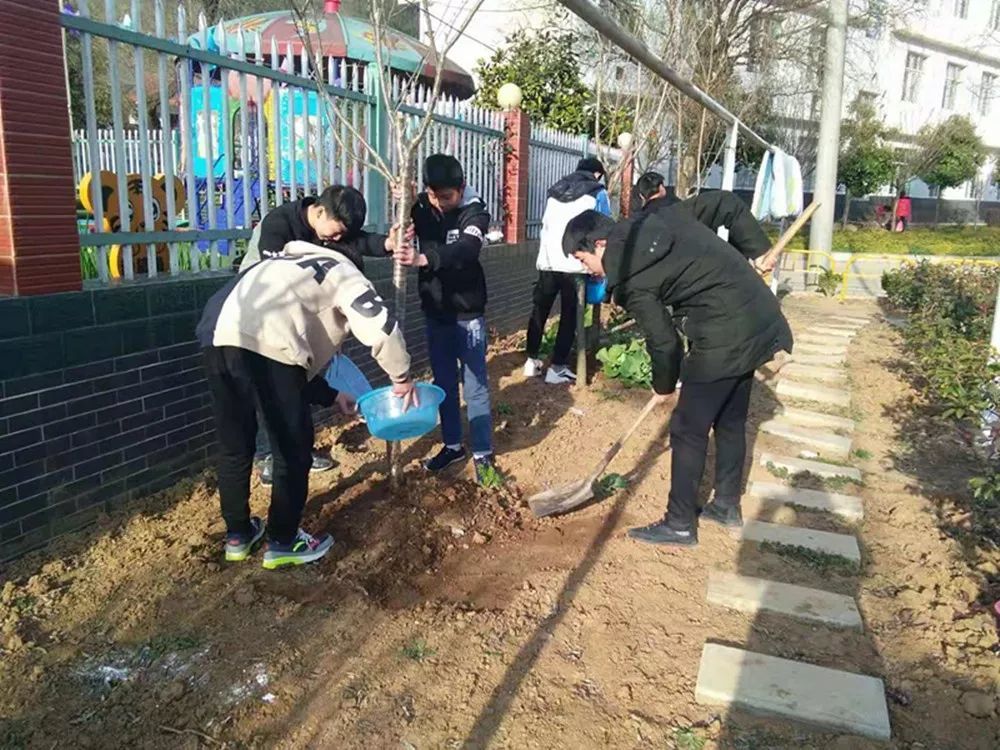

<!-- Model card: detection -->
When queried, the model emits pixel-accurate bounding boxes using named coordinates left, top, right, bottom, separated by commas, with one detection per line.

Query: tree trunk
left=841, top=189, right=851, bottom=229
left=934, top=191, right=942, bottom=228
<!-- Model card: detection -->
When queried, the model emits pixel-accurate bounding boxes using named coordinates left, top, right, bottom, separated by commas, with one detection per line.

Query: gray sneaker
left=224, top=517, right=266, bottom=562
left=262, top=529, right=334, bottom=570
left=260, top=453, right=336, bottom=485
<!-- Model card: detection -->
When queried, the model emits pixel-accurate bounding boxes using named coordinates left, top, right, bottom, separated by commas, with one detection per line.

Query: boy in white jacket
left=197, top=241, right=416, bottom=569
left=523, top=158, right=612, bottom=384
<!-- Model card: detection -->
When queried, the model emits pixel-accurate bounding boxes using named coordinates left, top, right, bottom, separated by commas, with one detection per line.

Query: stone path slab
left=776, top=380, right=851, bottom=408
left=827, top=313, right=870, bottom=323
left=776, top=405, right=855, bottom=432
left=695, top=644, right=891, bottom=740
left=748, top=481, right=864, bottom=521
left=706, top=571, right=863, bottom=628
left=759, top=452, right=863, bottom=482
left=781, top=362, right=847, bottom=383
left=794, top=342, right=848, bottom=357
left=740, top=520, right=861, bottom=561
left=759, top=420, right=852, bottom=458
left=796, top=333, right=850, bottom=348
left=808, top=325, right=856, bottom=339
left=789, top=352, right=846, bottom=367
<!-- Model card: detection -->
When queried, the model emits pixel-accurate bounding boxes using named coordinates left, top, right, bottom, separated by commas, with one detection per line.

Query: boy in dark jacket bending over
left=563, top=209, right=793, bottom=547
left=392, top=154, right=497, bottom=484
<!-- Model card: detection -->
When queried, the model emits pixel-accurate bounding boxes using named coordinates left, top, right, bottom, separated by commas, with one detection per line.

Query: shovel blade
left=528, top=479, right=595, bottom=518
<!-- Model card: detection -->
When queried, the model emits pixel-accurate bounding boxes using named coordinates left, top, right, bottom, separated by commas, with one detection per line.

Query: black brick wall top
left=0, top=242, right=539, bottom=562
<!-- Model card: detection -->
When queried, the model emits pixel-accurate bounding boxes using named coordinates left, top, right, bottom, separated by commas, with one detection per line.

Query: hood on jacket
left=604, top=213, right=677, bottom=301
left=547, top=170, right=605, bottom=203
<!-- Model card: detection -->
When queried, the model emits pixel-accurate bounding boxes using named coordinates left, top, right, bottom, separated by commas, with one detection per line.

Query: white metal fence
left=71, top=128, right=178, bottom=184
left=527, top=125, right=622, bottom=240
left=62, top=2, right=506, bottom=284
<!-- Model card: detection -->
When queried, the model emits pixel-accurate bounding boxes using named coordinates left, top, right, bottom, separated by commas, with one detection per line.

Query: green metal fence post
left=366, top=66, right=389, bottom=232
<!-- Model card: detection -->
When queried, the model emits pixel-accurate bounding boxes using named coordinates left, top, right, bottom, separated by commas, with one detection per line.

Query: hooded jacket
left=236, top=197, right=390, bottom=272
left=643, top=190, right=771, bottom=261
left=537, top=171, right=612, bottom=274
left=604, top=211, right=792, bottom=394
left=197, top=241, right=411, bottom=383
left=411, top=186, right=492, bottom=321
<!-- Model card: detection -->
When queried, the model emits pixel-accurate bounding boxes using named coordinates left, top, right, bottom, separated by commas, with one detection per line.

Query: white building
left=427, top=0, right=1000, bottom=205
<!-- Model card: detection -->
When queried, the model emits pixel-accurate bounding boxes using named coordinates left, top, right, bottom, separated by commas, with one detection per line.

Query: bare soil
left=1, top=295, right=998, bottom=749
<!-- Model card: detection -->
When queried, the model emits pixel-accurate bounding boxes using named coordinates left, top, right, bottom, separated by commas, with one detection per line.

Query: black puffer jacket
left=605, top=210, right=793, bottom=394
left=643, top=190, right=770, bottom=260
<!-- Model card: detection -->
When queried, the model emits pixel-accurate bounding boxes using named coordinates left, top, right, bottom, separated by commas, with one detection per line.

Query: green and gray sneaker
left=224, top=517, right=266, bottom=562
left=262, top=528, right=334, bottom=570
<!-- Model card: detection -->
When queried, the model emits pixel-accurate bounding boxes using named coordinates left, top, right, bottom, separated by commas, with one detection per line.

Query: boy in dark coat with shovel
left=562, top=209, right=793, bottom=547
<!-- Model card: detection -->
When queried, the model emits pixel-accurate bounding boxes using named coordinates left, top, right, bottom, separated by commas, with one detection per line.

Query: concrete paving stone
left=706, top=571, right=863, bottom=628
left=739, top=520, right=861, bottom=561
left=775, top=405, right=855, bottom=432
left=748, top=481, right=864, bottom=521
left=777, top=380, right=851, bottom=408
left=695, top=644, right=891, bottom=740
left=781, top=362, right=847, bottom=383
left=759, top=452, right=862, bottom=482
left=759, top=420, right=852, bottom=458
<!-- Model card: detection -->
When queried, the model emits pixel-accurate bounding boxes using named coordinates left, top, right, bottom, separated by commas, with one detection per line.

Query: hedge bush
left=883, top=261, right=1000, bottom=510
left=768, top=226, right=1000, bottom=257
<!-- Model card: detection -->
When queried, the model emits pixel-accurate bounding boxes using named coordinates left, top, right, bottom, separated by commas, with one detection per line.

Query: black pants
left=203, top=346, right=314, bottom=545
left=525, top=271, right=578, bottom=366
left=667, top=372, right=754, bottom=530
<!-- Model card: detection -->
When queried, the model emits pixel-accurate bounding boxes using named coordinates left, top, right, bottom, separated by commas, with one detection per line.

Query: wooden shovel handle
left=590, top=394, right=662, bottom=480
left=759, top=201, right=821, bottom=269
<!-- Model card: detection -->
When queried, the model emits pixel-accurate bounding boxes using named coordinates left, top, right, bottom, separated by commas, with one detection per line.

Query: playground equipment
left=78, top=170, right=186, bottom=278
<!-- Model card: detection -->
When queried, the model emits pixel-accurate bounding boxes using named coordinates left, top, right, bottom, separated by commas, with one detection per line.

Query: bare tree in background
left=290, top=0, right=485, bottom=487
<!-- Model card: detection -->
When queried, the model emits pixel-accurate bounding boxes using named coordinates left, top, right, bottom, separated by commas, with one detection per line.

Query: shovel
left=528, top=395, right=662, bottom=518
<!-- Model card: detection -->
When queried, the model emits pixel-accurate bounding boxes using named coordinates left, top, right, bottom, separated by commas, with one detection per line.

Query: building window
left=992, top=0, right=1000, bottom=30
left=954, top=0, right=969, bottom=19
left=943, top=62, right=964, bottom=109
left=902, top=52, right=925, bottom=103
left=981, top=72, right=997, bottom=116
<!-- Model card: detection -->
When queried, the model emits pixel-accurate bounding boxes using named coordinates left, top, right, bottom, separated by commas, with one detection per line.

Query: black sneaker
left=701, top=501, right=744, bottom=528
left=423, top=446, right=468, bottom=473
left=627, top=521, right=698, bottom=547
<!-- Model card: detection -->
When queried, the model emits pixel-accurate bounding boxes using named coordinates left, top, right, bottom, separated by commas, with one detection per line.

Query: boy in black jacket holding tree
left=562, top=208, right=793, bottom=547
left=392, top=154, right=497, bottom=484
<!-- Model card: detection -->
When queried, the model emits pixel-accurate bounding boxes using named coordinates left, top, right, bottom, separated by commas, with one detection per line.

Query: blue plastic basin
left=356, top=383, right=445, bottom=441
left=586, top=276, right=608, bottom=304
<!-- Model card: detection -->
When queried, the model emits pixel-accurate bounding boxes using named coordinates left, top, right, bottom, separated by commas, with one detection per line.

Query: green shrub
left=595, top=338, right=652, bottom=388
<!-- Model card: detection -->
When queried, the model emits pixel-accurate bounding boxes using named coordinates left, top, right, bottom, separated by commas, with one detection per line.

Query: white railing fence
left=71, top=128, right=178, bottom=184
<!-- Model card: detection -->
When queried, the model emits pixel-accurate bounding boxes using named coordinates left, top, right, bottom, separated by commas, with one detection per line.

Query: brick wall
left=0, top=241, right=539, bottom=561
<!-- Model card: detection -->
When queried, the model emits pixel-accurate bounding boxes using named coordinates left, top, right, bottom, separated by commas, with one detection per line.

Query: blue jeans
left=426, top=317, right=494, bottom=456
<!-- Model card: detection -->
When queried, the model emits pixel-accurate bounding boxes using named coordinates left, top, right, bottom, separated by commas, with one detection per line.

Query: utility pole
left=808, top=0, right=848, bottom=256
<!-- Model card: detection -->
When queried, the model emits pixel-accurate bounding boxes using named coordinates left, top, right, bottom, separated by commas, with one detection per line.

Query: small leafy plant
left=596, top=338, right=652, bottom=388
left=496, top=402, right=514, bottom=417
left=810, top=265, right=844, bottom=297
left=478, top=464, right=506, bottom=490
left=401, top=637, right=436, bottom=662
left=759, top=541, right=859, bottom=574
left=970, top=472, right=1000, bottom=509
left=597, top=473, right=628, bottom=495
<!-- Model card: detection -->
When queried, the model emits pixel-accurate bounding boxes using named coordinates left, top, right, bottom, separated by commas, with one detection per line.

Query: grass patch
left=141, top=634, right=201, bottom=663
left=401, top=637, right=436, bottom=662
left=11, top=595, right=35, bottom=614
left=759, top=541, right=859, bottom=575
left=496, top=402, right=514, bottom=417
left=765, top=225, right=1000, bottom=257
left=672, top=727, right=707, bottom=750
left=597, top=387, right=626, bottom=401
left=851, top=448, right=873, bottom=460
left=765, top=461, right=790, bottom=480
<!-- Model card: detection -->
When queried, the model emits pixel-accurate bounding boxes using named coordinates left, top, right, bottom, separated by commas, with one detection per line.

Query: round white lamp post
left=497, top=82, right=523, bottom=111
left=617, top=131, right=634, bottom=151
